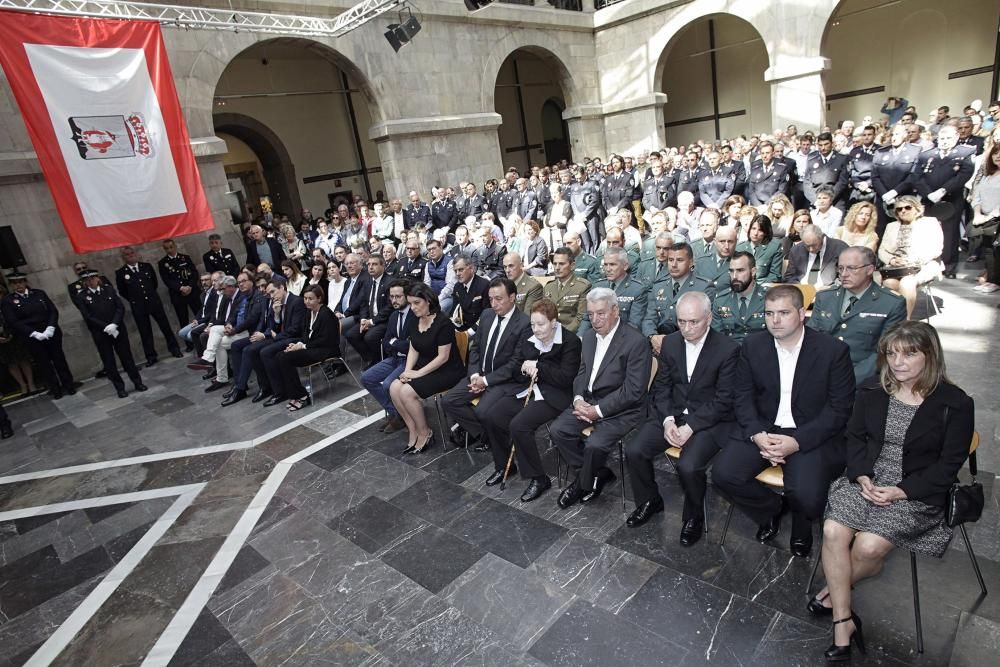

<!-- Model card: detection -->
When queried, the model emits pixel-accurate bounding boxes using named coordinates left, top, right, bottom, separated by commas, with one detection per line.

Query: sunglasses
left=894, top=205, right=914, bottom=212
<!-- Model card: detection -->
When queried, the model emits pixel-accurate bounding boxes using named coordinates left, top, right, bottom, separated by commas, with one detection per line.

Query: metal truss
left=0, top=0, right=406, bottom=38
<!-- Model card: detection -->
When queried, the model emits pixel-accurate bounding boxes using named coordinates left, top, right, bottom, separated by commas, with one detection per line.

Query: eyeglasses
left=837, top=263, right=873, bottom=274
left=894, top=205, right=914, bottom=212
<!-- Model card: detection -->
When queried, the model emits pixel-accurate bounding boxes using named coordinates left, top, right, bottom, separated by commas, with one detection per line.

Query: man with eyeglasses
left=807, top=246, right=905, bottom=383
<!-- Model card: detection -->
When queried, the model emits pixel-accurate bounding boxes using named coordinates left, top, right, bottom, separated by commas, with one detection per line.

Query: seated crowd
left=1, top=97, right=992, bottom=663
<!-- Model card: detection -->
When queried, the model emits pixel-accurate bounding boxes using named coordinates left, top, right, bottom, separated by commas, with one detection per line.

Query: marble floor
left=1, top=270, right=998, bottom=666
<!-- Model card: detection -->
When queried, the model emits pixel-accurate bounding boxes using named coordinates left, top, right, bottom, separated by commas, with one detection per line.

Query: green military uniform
left=572, top=251, right=603, bottom=284
left=736, top=239, right=784, bottom=284
left=641, top=272, right=715, bottom=336
left=595, top=242, right=640, bottom=270
left=579, top=276, right=647, bottom=333
left=691, top=237, right=715, bottom=261
left=807, top=283, right=906, bottom=382
left=635, top=258, right=669, bottom=286
left=511, top=273, right=543, bottom=314
left=543, top=275, right=591, bottom=333
left=639, top=236, right=657, bottom=264
left=693, top=255, right=731, bottom=290
left=711, top=283, right=768, bottom=344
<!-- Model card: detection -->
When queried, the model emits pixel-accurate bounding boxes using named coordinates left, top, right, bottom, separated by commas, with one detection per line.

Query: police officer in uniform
left=846, top=125, right=878, bottom=205
left=580, top=247, right=646, bottom=333
left=807, top=247, right=906, bottom=383
left=431, top=189, right=458, bottom=232
left=457, top=183, right=485, bottom=225
left=601, top=156, right=633, bottom=216
left=67, top=261, right=111, bottom=311
left=570, top=166, right=603, bottom=252
left=711, top=251, right=767, bottom=344
left=117, top=246, right=183, bottom=365
left=804, top=132, right=850, bottom=210
left=641, top=163, right=676, bottom=227
left=76, top=270, right=148, bottom=398
left=677, top=152, right=705, bottom=198
left=747, top=141, right=793, bottom=206
left=720, top=144, right=747, bottom=197
left=203, top=233, right=241, bottom=277
left=158, top=238, right=201, bottom=332
left=564, top=232, right=602, bottom=284
left=641, top=243, right=714, bottom=353
left=513, top=178, right=539, bottom=221
left=543, top=248, right=591, bottom=333
left=871, top=123, right=920, bottom=236
left=395, top=237, right=429, bottom=281
left=1, top=270, right=75, bottom=398
left=698, top=151, right=736, bottom=209
left=403, top=192, right=432, bottom=230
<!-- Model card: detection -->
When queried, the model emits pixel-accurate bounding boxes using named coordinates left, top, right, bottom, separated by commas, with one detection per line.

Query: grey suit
left=550, top=319, right=652, bottom=488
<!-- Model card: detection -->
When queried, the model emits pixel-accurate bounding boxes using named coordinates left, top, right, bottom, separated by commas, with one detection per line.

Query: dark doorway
left=542, top=99, right=571, bottom=165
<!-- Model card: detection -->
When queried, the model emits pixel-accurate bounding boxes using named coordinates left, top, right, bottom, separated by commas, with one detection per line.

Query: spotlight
left=464, top=0, right=493, bottom=12
left=384, top=5, right=421, bottom=53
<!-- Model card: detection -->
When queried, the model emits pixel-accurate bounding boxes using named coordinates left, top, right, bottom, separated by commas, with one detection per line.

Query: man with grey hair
left=624, top=291, right=739, bottom=542
left=550, top=287, right=653, bottom=509
left=196, top=275, right=239, bottom=381
left=580, top=247, right=646, bottom=333
left=448, top=252, right=490, bottom=332
left=404, top=191, right=432, bottom=229
left=783, top=224, right=848, bottom=287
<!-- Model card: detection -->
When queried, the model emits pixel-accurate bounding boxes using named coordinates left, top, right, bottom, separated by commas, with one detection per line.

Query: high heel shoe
left=825, top=612, right=865, bottom=663
left=807, top=591, right=833, bottom=617
left=402, top=441, right=417, bottom=455
left=407, top=433, right=436, bottom=455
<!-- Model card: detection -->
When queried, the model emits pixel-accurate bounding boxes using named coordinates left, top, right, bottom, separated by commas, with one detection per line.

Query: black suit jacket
left=735, top=327, right=855, bottom=453
left=845, top=381, right=974, bottom=507
left=335, top=274, right=370, bottom=318
left=467, top=308, right=530, bottom=389
left=245, top=237, right=286, bottom=271
left=275, top=293, right=307, bottom=341
left=302, top=307, right=340, bottom=351
left=359, top=274, right=391, bottom=323
left=574, top=321, right=652, bottom=418
left=382, top=308, right=415, bottom=357
left=507, top=325, right=582, bottom=410
left=650, top=329, right=739, bottom=432
left=450, top=275, right=491, bottom=331
left=783, top=236, right=849, bottom=285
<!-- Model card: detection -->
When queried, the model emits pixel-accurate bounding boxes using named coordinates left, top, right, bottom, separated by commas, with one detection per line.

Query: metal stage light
left=384, top=5, right=420, bottom=53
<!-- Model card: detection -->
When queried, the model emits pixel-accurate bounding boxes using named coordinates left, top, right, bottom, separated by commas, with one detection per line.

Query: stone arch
left=213, top=112, right=302, bottom=219
left=481, top=43, right=578, bottom=113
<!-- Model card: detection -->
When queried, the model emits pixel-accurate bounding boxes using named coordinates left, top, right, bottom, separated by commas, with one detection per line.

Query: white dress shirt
left=802, top=237, right=829, bottom=287
left=774, top=328, right=805, bottom=428
left=479, top=310, right=513, bottom=382
left=573, top=319, right=621, bottom=419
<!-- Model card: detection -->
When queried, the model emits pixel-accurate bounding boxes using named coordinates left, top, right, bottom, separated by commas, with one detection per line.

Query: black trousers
left=92, top=330, right=141, bottom=390
left=550, top=407, right=643, bottom=488
left=24, top=329, right=73, bottom=392
left=131, top=302, right=180, bottom=360
left=441, top=381, right=507, bottom=440
left=711, top=427, right=844, bottom=525
left=479, top=395, right=560, bottom=479
left=939, top=200, right=963, bottom=272
left=344, top=321, right=386, bottom=365
left=169, top=291, right=201, bottom=329
left=626, top=420, right=732, bottom=520
left=276, top=347, right=333, bottom=400
left=256, top=338, right=297, bottom=396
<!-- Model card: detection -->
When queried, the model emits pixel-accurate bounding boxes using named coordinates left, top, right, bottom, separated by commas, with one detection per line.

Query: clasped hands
left=467, top=373, right=487, bottom=394
left=573, top=399, right=600, bottom=424
left=663, top=420, right=693, bottom=448
left=752, top=431, right=800, bottom=465
left=856, top=475, right=907, bottom=506
left=283, top=341, right=306, bottom=353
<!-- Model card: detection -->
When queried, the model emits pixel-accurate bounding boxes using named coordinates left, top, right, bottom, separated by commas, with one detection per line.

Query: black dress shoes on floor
left=116, top=388, right=129, bottom=398
left=581, top=470, right=616, bottom=504
left=485, top=468, right=513, bottom=487
left=626, top=499, right=664, bottom=528
left=679, top=518, right=705, bottom=546
left=756, top=513, right=782, bottom=543
left=201, top=369, right=217, bottom=381
left=134, top=383, right=148, bottom=392
left=0, top=419, right=13, bottom=439
left=205, top=380, right=229, bottom=393
left=221, top=389, right=247, bottom=406
left=251, top=389, right=273, bottom=403
left=557, top=482, right=585, bottom=509
left=520, top=477, right=551, bottom=502
left=790, top=513, right=813, bottom=557
left=262, top=395, right=286, bottom=407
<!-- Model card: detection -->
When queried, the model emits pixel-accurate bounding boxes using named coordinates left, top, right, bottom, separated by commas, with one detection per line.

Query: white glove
left=927, top=188, right=946, bottom=204
left=881, top=189, right=897, bottom=203
left=29, top=331, right=45, bottom=341
left=103, top=324, right=119, bottom=337
left=43, top=326, right=55, bottom=338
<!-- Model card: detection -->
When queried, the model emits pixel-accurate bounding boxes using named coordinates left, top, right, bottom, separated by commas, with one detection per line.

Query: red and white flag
left=0, top=11, right=213, bottom=253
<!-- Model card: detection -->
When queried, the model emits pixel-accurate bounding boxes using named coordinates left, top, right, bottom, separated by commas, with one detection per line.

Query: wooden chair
left=432, top=330, right=469, bottom=445
left=304, top=319, right=362, bottom=398
left=793, top=283, right=818, bottom=311
left=719, top=464, right=784, bottom=546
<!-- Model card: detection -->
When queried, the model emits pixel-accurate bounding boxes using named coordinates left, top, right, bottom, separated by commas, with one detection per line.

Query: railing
left=594, top=0, right=630, bottom=8
left=498, top=0, right=583, bottom=10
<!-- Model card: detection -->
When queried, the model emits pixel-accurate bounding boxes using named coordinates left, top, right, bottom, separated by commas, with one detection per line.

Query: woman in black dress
left=389, top=283, right=466, bottom=454
left=812, top=321, right=974, bottom=663
left=275, top=285, right=341, bottom=411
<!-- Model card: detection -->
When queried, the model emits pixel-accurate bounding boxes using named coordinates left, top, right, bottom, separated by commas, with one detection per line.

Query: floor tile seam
left=0, top=484, right=206, bottom=522
left=0, top=389, right=368, bottom=486
left=140, top=411, right=383, bottom=667
left=23, top=486, right=204, bottom=666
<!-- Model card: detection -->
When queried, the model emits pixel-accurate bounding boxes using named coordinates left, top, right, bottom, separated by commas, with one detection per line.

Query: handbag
left=942, top=406, right=985, bottom=527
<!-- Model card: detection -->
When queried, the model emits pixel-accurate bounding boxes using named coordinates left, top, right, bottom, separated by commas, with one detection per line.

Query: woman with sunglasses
left=878, top=196, right=943, bottom=318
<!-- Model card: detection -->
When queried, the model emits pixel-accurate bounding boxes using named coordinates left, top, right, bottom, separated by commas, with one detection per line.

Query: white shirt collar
left=774, top=327, right=806, bottom=356
left=528, top=322, right=564, bottom=352
left=596, top=318, right=621, bottom=343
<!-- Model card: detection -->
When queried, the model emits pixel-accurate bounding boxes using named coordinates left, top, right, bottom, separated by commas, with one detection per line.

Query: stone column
left=562, top=104, right=606, bottom=161
left=765, top=57, right=831, bottom=133
left=596, top=93, right=667, bottom=156
left=369, top=113, right=503, bottom=198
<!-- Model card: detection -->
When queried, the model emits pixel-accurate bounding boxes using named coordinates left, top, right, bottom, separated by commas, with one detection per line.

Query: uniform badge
left=813, top=163, right=819, bottom=169
left=953, top=164, right=961, bottom=172
left=12, top=299, right=19, bottom=305
left=85, top=295, right=93, bottom=302
left=124, top=273, right=131, bottom=280
left=718, top=306, right=732, bottom=318
left=657, top=289, right=665, bottom=296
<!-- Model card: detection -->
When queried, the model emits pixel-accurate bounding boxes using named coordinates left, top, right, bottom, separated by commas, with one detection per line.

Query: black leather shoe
left=756, top=513, right=782, bottom=543
left=170, top=350, right=184, bottom=358
left=263, top=395, right=285, bottom=407
left=557, top=482, right=585, bottom=509
left=581, top=470, right=616, bottom=503
left=222, top=387, right=235, bottom=399
left=251, top=390, right=273, bottom=403
left=679, top=517, right=704, bottom=546
left=221, top=389, right=247, bottom=406
left=146, top=357, right=158, bottom=367
left=520, top=477, right=551, bottom=502
left=449, top=426, right=472, bottom=448
left=201, top=370, right=217, bottom=381
left=0, top=419, right=13, bottom=439
left=116, top=388, right=129, bottom=398
left=64, top=386, right=76, bottom=396
left=407, top=434, right=436, bottom=455
left=205, top=380, right=229, bottom=393
left=944, top=271, right=957, bottom=279
left=626, top=499, right=664, bottom=528
left=51, top=389, right=63, bottom=400
left=133, top=383, right=148, bottom=392
left=790, top=534, right=813, bottom=558
left=485, top=469, right=509, bottom=487
left=807, top=592, right=833, bottom=617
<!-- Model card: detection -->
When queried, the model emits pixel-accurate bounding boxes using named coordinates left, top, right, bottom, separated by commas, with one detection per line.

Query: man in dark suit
left=344, top=254, right=390, bottom=368
left=211, top=271, right=266, bottom=393
left=783, top=225, right=848, bottom=288
left=551, top=287, right=653, bottom=509
left=245, top=224, right=286, bottom=272
left=449, top=253, right=491, bottom=332
left=75, top=271, right=148, bottom=398
left=362, top=279, right=415, bottom=433
left=116, top=246, right=183, bottom=365
left=871, top=124, right=921, bottom=236
left=624, top=292, right=739, bottom=544
left=712, top=285, right=855, bottom=557
left=442, top=277, right=530, bottom=466
left=333, top=253, right=370, bottom=332
left=804, top=132, right=850, bottom=211
left=747, top=141, right=793, bottom=206
left=457, top=183, right=485, bottom=224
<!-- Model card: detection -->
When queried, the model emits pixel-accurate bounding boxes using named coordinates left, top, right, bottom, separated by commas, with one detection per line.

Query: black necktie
left=844, top=296, right=858, bottom=315
left=672, top=281, right=680, bottom=298
left=609, top=281, right=616, bottom=291
left=808, top=256, right=822, bottom=284
left=739, top=297, right=748, bottom=320
left=483, top=314, right=505, bottom=373
left=369, top=280, right=378, bottom=316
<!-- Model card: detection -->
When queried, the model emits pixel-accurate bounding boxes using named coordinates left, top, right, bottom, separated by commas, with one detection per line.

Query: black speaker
left=0, top=226, right=26, bottom=270
left=464, top=0, right=493, bottom=12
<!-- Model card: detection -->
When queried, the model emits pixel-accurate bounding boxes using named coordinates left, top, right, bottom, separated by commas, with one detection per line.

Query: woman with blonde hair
left=834, top=202, right=879, bottom=251
left=279, top=223, right=308, bottom=270
left=765, top=193, right=795, bottom=238
left=812, top=321, right=973, bottom=663
left=878, top=195, right=943, bottom=318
